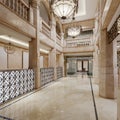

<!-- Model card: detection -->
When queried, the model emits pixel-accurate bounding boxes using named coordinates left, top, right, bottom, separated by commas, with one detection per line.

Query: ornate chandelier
left=52, top=0, right=77, bottom=19
left=68, top=27, right=80, bottom=37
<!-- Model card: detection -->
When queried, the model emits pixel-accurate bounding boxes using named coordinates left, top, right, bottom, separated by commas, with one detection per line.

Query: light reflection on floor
left=0, top=76, right=117, bottom=120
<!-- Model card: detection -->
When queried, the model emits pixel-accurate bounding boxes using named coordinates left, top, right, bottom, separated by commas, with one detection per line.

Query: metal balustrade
left=0, top=0, right=30, bottom=21
left=0, top=69, right=35, bottom=104
left=56, top=67, right=63, bottom=79
left=40, top=68, right=54, bottom=87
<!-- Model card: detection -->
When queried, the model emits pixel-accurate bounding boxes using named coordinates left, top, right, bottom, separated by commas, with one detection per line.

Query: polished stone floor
left=0, top=76, right=117, bottom=120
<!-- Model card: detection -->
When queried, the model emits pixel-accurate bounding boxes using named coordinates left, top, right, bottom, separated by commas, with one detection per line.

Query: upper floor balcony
left=63, top=35, right=94, bottom=53
left=0, top=0, right=63, bottom=50
left=0, top=0, right=29, bottom=22
left=40, top=18, right=63, bottom=48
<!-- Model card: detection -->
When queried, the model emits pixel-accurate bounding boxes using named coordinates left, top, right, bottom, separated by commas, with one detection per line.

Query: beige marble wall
left=0, top=44, right=29, bottom=70
left=23, top=51, right=29, bottom=69
left=40, top=54, right=48, bottom=68
left=8, top=49, right=22, bottom=69
left=0, top=46, right=7, bottom=70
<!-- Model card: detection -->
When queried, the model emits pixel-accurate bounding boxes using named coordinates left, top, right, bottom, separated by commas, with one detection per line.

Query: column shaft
left=99, top=29, right=117, bottom=98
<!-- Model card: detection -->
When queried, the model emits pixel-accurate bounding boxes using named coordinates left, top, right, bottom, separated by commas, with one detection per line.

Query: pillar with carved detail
left=29, top=0, right=41, bottom=89
left=99, top=28, right=117, bottom=99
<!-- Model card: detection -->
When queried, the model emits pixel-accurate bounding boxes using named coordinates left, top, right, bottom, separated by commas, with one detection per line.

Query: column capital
left=31, top=0, right=40, bottom=8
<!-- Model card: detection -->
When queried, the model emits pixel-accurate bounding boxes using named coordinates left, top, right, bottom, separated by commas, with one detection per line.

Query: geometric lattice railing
left=40, top=68, right=54, bottom=87
left=0, top=69, right=34, bottom=104
left=56, top=67, right=63, bottom=79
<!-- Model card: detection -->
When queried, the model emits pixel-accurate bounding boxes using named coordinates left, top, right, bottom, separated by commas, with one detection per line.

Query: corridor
left=0, top=76, right=117, bottom=120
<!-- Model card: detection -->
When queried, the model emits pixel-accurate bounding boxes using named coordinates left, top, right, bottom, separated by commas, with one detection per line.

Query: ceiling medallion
left=52, top=0, right=77, bottom=19
left=68, top=27, right=80, bottom=38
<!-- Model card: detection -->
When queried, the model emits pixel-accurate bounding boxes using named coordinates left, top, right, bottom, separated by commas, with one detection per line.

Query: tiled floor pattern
left=0, top=76, right=117, bottom=120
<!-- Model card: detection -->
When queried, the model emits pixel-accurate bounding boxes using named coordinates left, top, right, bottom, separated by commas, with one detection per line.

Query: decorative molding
left=108, top=15, right=120, bottom=43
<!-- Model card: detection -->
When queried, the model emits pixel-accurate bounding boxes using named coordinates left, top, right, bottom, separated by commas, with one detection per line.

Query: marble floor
left=0, top=76, right=117, bottom=120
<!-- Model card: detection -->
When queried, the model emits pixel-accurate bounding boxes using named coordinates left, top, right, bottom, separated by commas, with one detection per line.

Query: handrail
left=42, top=20, right=51, bottom=30
left=56, top=33, right=61, bottom=45
left=42, top=19, right=51, bottom=37
left=0, top=0, right=30, bottom=21
left=56, top=34, right=61, bottom=40
left=66, top=36, right=93, bottom=47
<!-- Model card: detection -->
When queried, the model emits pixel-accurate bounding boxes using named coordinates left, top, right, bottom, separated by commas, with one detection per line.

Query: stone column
left=48, top=14, right=57, bottom=80
left=49, top=48, right=57, bottom=80
left=118, top=69, right=120, bottom=120
left=99, top=28, right=117, bottom=98
left=59, top=53, right=65, bottom=76
left=29, top=0, right=40, bottom=89
left=93, top=45, right=99, bottom=84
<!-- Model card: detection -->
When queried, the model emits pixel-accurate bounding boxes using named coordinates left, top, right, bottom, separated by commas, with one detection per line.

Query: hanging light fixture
left=68, top=27, right=80, bottom=37
left=4, top=43, right=15, bottom=54
left=0, top=35, right=15, bottom=54
left=52, top=0, right=77, bottom=19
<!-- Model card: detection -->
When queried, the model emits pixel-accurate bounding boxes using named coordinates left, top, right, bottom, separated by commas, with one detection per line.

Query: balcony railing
left=42, top=20, right=51, bottom=38
left=40, top=67, right=54, bottom=87
left=56, top=34, right=61, bottom=45
left=66, top=38, right=93, bottom=47
left=56, top=67, right=63, bottom=79
left=0, top=69, right=34, bottom=104
left=0, top=0, right=30, bottom=21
